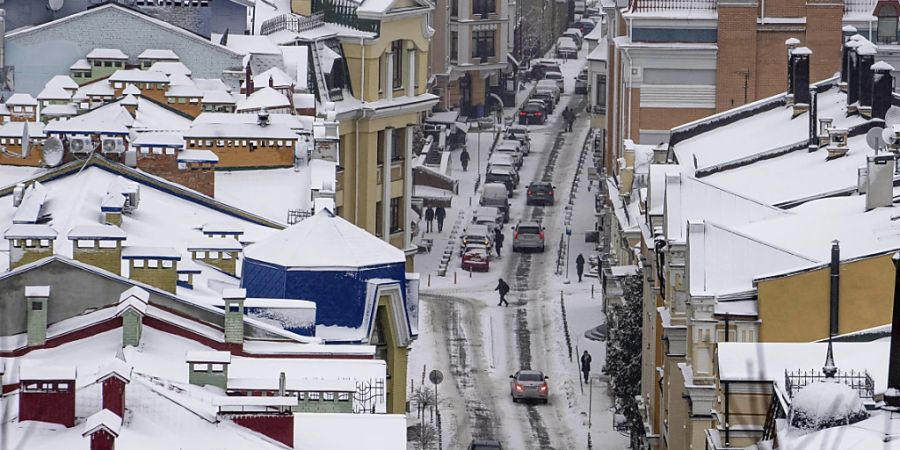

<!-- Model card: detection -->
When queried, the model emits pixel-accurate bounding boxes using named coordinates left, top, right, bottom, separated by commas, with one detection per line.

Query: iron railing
left=630, top=0, right=715, bottom=12
left=260, top=13, right=325, bottom=35
left=844, top=0, right=876, bottom=14
left=784, top=369, right=875, bottom=400
left=312, top=0, right=381, bottom=34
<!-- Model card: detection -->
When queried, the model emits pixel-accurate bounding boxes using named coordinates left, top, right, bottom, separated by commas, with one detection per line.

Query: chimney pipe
left=847, top=36, right=865, bottom=107
left=857, top=43, right=878, bottom=118
left=886, top=252, right=900, bottom=408
left=223, top=288, right=246, bottom=348
left=244, top=64, right=254, bottom=95
left=840, top=26, right=857, bottom=90
left=872, top=61, right=895, bottom=121
left=829, top=240, right=840, bottom=338
left=792, top=47, right=812, bottom=116
left=786, top=38, right=801, bottom=101
left=808, top=86, right=818, bottom=151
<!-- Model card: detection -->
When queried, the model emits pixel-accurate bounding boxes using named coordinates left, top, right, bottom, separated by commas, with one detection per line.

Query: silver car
left=509, top=370, right=549, bottom=403
left=512, top=221, right=545, bottom=252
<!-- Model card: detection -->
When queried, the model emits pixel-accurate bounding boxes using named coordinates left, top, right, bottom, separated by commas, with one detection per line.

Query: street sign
left=429, top=369, right=444, bottom=385
left=566, top=227, right=572, bottom=236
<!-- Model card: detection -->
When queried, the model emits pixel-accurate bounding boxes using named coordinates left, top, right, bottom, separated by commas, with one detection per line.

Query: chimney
left=847, top=36, right=865, bottom=107
left=885, top=252, right=900, bottom=408
left=244, top=64, right=254, bottom=95
left=121, top=246, right=181, bottom=293
left=865, top=155, right=895, bottom=210
left=857, top=43, right=878, bottom=118
left=12, top=182, right=25, bottom=207
left=82, top=409, right=122, bottom=450
left=792, top=47, right=812, bottom=116
left=186, top=350, right=231, bottom=390
left=872, top=61, right=895, bottom=121
left=96, top=357, right=132, bottom=418
left=269, top=75, right=274, bottom=88
left=68, top=225, right=127, bottom=275
left=829, top=240, right=840, bottom=338
left=115, top=286, right=149, bottom=347
left=257, top=107, right=270, bottom=127
left=818, top=117, right=833, bottom=147
left=808, top=86, right=818, bottom=151
left=223, top=288, right=246, bottom=348
left=826, top=127, right=849, bottom=160
left=785, top=38, right=801, bottom=103
left=25, top=286, right=49, bottom=347
left=187, top=238, right=242, bottom=277
left=278, top=372, right=287, bottom=413
left=840, top=25, right=857, bottom=91
left=18, top=362, right=76, bottom=428
left=4, top=224, right=57, bottom=269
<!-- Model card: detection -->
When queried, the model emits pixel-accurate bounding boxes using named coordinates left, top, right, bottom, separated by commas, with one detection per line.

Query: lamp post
left=564, top=226, right=572, bottom=283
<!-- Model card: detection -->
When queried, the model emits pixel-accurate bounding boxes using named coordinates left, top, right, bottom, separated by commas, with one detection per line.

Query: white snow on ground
left=408, top=42, right=628, bottom=449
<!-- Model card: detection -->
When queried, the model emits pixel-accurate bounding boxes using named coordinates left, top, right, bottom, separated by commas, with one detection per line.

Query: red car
left=461, top=245, right=491, bottom=272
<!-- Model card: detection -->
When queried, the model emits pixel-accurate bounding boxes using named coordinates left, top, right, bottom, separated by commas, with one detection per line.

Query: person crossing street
left=580, top=350, right=592, bottom=383
left=495, top=278, right=510, bottom=306
left=460, top=149, right=470, bottom=172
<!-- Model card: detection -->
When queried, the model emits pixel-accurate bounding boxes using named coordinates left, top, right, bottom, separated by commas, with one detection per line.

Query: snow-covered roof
left=228, top=376, right=355, bottom=392
left=357, top=0, right=396, bottom=15
left=202, top=90, right=237, bottom=104
left=294, top=93, right=315, bottom=109
left=97, top=358, right=134, bottom=383
left=86, top=48, right=128, bottom=60
left=244, top=210, right=406, bottom=269
left=236, top=87, right=291, bottom=112
left=25, top=285, right=50, bottom=297
left=178, top=149, right=219, bottom=163
left=83, top=81, right=116, bottom=97
left=6, top=93, right=38, bottom=106
left=69, top=59, right=90, bottom=70
left=45, top=75, right=79, bottom=91
left=783, top=411, right=900, bottom=449
left=121, top=94, right=139, bottom=107
left=4, top=224, right=58, bottom=239
left=41, top=104, right=77, bottom=117
left=648, top=164, right=682, bottom=216
left=187, top=238, right=243, bottom=251
left=0, top=121, right=46, bottom=138
left=122, top=246, right=181, bottom=260
left=294, top=413, right=407, bottom=450
left=19, top=362, right=76, bottom=380
left=166, top=84, right=203, bottom=98
left=185, top=350, right=232, bottom=363
left=253, top=66, right=293, bottom=88
left=185, top=121, right=299, bottom=140
left=67, top=225, right=127, bottom=240
left=123, top=84, right=142, bottom=96
left=219, top=34, right=282, bottom=55
left=109, top=69, right=170, bottom=84
left=37, top=85, right=72, bottom=101
left=82, top=409, right=122, bottom=437
left=202, top=222, right=244, bottom=234
left=149, top=61, right=193, bottom=77
left=193, top=112, right=310, bottom=129
left=139, top=49, right=180, bottom=60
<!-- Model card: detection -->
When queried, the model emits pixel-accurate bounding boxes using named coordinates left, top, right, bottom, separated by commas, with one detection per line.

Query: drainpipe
left=724, top=313, right=730, bottom=446
left=356, top=37, right=366, bottom=223
left=830, top=240, right=840, bottom=337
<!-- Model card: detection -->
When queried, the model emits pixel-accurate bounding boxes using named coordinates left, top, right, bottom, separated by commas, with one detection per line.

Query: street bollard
left=454, top=271, right=457, bottom=284
left=428, top=273, right=431, bottom=287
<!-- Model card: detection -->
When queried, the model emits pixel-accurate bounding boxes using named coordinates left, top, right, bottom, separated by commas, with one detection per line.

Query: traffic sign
left=429, top=369, right=444, bottom=385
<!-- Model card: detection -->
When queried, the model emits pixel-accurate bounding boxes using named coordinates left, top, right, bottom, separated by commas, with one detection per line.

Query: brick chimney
left=25, top=286, right=49, bottom=347
left=223, top=288, right=246, bottom=349
left=96, top=358, right=132, bottom=418
left=244, top=64, right=254, bottom=95
left=186, top=350, right=231, bottom=390
left=115, top=286, right=149, bottom=347
left=121, top=246, right=181, bottom=293
left=4, top=224, right=57, bottom=269
left=791, top=47, right=812, bottom=117
left=18, top=363, right=76, bottom=427
left=68, top=225, right=126, bottom=275
left=188, top=238, right=242, bottom=276
left=82, top=409, right=122, bottom=450
left=872, top=61, right=895, bottom=121
left=857, top=43, right=877, bottom=118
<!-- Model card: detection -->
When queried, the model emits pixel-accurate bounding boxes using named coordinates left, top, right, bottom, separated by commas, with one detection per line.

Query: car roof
left=536, top=79, right=558, bottom=87
left=523, top=103, right=543, bottom=111
left=529, top=181, right=552, bottom=187
left=496, top=142, right=519, bottom=150
left=483, top=182, right=508, bottom=192
left=466, top=224, right=489, bottom=234
left=544, top=70, right=563, bottom=77
left=517, top=221, right=542, bottom=227
left=516, top=369, right=544, bottom=376
left=488, top=167, right=513, bottom=175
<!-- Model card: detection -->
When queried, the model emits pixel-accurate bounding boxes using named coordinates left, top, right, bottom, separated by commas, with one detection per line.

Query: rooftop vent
left=826, top=128, right=849, bottom=160
left=257, top=107, right=270, bottom=127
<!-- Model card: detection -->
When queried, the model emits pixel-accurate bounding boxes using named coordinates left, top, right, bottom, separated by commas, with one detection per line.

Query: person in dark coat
left=424, top=206, right=435, bottom=233
left=495, top=278, right=510, bottom=306
left=580, top=350, right=592, bottom=383
left=494, top=227, right=504, bottom=257
left=564, top=108, right=575, bottom=132
left=435, top=206, right=447, bottom=232
left=460, top=149, right=470, bottom=172
left=576, top=253, right=585, bottom=282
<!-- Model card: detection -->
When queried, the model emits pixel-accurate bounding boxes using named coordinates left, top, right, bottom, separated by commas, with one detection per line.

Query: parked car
left=535, top=79, right=561, bottom=104
left=510, top=370, right=549, bottom=403
left=473, top=215, right=500, bottom=237
left=473, top=206, right=504, bottom=228
left=555, top=37, right=578, bottom=59
left=504, top=126, right=531, bottom=150
left=480, top=183, right=510, bottom=222
left=502, top=134, right=530, bottom=155
left=526, top=181, right=555, bottom=206
left=485, top=167, right=517, bottom=194
left=518, top=103, right=546, bottom=125
left=512, top=221, right=545, bottom=252
left=487, top=154, right=519, bottom=186
left=530, top=92, right=556, bottom=113
left=494, top=140, right=524, bottom=168
left=543, top=70, right=566, bottom=93
left=461, top=244, right=491, bottom=271
left=574, top=68, right=589, bottom=95
left=525, top=97, right=551, bottom=116
left=563, top=28, right=584, bottom=48
left=460, top=224, right=493, bottom=253
left=530, top=58, right=562, bottom=80
left=469, top=440, right=503, bottom=450
left=577, top=18, right=596, bottom=34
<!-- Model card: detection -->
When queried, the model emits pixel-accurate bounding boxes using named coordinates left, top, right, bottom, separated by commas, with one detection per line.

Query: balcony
left=844, top=0, right=876, bottom=15
left=311, top=0, right=381, bottom=34
left=630, top=0, right=715, bottom=12
left=260, top=12, right=325, bottom=35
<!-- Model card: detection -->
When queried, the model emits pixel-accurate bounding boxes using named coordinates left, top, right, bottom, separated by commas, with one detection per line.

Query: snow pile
left=790, top=380, right=868, bottom=431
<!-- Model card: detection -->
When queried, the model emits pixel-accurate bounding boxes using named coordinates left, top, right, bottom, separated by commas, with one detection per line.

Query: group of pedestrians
left=423, top=206, right=447, bottom=233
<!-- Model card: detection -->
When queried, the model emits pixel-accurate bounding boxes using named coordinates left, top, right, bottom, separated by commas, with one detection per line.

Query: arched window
left=878, top=4, right=899, bottom=44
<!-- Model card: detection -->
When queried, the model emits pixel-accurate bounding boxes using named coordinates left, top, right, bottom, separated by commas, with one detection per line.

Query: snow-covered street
left=409, top=49, right=628, bottom=449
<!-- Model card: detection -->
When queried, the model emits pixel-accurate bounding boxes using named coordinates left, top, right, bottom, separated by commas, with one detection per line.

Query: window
left=94, top=61, right=102, bottom=67
left=194, top=363, right=210, bottom=371
left=878, top=5, right=899, bottom=44
left=209, top=251, right=219, bottom=259
left=594, top=74, right=607, bottom=113
left=104, top=61, right=112, bottom=67
left=473, top=0, right=495, bottom=16
left=211, top=364, right=224, bottom=372
left=390, top=197, right=401, bottom=233
left=133, top=259, right=145, bottom=268
left=451, top=0, right=458, bottom=16
left=148, top=259, right=159, bottom=268
left=472, top=31, right=496, bottom=59
left=77, top=240, right=95, bottom=248
left=324, top=392, right=335, bottom=401
left=196, top=251, right=206, bottom=259
left=99, top=240, right=118, bottom=249
left=297, top=392, right=306, bottom=400
left=228, top=303, right=240, bottom=313
left=391, top=128, right=402, bottom=161
left=450, top=32, right=459, bottom=62
left=375, top=201, right=383, bottom=237
left=308, top=392, right=321, bottom=401
left=31, top=301, right=43, bottom=311
left=391, top=41, right=404, bottom=90
left=338, top=392, right=350, bottom=401
left=162, top=260, right=173, bottom=268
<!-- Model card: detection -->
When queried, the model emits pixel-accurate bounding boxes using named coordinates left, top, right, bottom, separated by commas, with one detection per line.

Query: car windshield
left=531, top=184, right=551, bottom=192
left=524, top=104, right=542, bottom=112
left=517, top=372, right=544, bottom=382
left=518, top=226, right=540, bottom=234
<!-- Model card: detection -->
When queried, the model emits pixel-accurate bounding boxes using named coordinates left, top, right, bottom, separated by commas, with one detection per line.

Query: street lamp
left=564, top=226, right=572, bottom=283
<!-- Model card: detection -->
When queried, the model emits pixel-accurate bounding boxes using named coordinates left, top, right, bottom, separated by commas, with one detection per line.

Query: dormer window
left=876, top=0, right=900, bottom=43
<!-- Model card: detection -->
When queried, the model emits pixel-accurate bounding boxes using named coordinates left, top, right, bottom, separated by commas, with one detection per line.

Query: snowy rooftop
left=253, top=66, right=294, bottom=88
left=219, top=34, right=282, bottom=55
left=86, top=48, right=128, bottom=60
left=70, top=59, right=91, bottom=70
left=236, top=87, right=291, bottom=111
left=185, top=121, right=299, bottom=140
left=201, top=90, right=237, bottom=104
left=185, top=350, right=232, bottom=363
left=41, top=104, right=77, bottom=117
left=109, top=70, right=171, bottom=84
left=19, top=362, right=76, bottom=380
left=0, top=121, right=46, bottom=138
left=149, top=61, right=192, bottom=77
left=45, top=75, right=79, bottom=91
left=5, top=223, right=58, bottom=239
left=131, top=132, right=185, bottom=147
left=194, top=112, right=311, bottom=130
left=165, top=84, right=204, bottom=98
left=215, top=167, right=312, bottom=222
left=67, top=225, right=127, bottom=240
left=6, top=93, right=38, bottom=106
left=138, top=49, right=180, bottom=60
left=82, top=409, right=122, bottom=437
left=37, top=85, right=72, bottom=101
left=178, top=149, right=219, bottom=163
left=244, top=210, right=406, bottom=269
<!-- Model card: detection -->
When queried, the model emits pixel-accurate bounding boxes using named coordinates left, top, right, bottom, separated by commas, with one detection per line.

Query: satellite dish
left=48, top=0, right=65, bottom=11
left=867, top=127, right=885, bottom=150
left=42, top=136, right=63, bottom=167
left=885, top=106, right=900, bottom=128
left=883, top=128, right=898, bottom=146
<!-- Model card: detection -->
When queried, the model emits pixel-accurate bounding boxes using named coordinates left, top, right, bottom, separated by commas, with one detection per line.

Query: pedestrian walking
left=576, top=253, right=585, bottom=282
left=495, top=278, right=510, bottom=306
left=580, top=350, right=592, bottom=383
left=494, top=228, right=504, bottom=257
left=424, top=206, right=435, bottom=233
left=564, top=108, right=575, bottom=132
left=435, top=206, right=447, bottom=233
left=460, top=149, right=470, bottom=172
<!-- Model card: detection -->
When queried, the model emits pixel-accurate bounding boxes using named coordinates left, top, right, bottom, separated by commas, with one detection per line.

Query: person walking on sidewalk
left=564, top=108, right=575, bottom=132
left=494, top=227, right=504, bottom=257
left=495, top=278, right=510, bottom=306
left=580, top=350, right=592, bottom=383
left=460, top=149, right=470, bottom=172
left=576, top=253, right=585, bottom=282
left=435, top=206, right=447, bottom=233
left=424, top=206, right=435, bottom=233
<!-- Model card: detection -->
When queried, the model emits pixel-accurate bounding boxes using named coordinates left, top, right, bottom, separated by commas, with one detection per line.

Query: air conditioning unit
left=101, top=137, right=125, bottom=154
left=123, top=185, right=140, bottom=214
left=68, top=137, right=93, bottom=154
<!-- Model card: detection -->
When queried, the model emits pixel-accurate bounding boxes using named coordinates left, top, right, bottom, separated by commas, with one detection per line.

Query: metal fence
left=784, top=369, right=875, bottom=400
left=260, top=12, right=325, bottom=35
